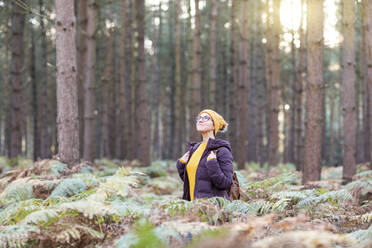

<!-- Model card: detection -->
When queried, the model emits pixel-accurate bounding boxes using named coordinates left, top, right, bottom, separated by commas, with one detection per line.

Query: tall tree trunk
left=268, top=0, right=281, bottom=167
left=102, top=27, right=114, bottom=158
left=237, top=0, right=249, bottom=170
left=265, top=0, right=272, bottom=164
left=364, top=0, right=372, bottom=168
left=3, top=0, right=11, bottom=157
left=296, top=0, right=305, bottom=171
left=175, top=0, right=183, bottom=158
left=289, top=29, right=296, bottom=164
left=303, top=0, right=324, bottom=184
left=82, top=0, right=97, bottom=162
left=189, top=0, right=202, bottom=142
left=40, top=0, right=51, bottom=159
left=229, top=0, right=239, bottom=160
left=136, top=0, right=150, bottom=166
left=10, top=0, right=26, bottom=158
left=118, top=0, right=127, bottom=160
left=342, top=0, right=356, bottom=183
left=362, top=1, right=370, bottom=163
left=30, top=30, right=39, bottom=161
left=77, top=0, right=87, bottom=158
left=256, top=0, right=265, bottom=166
left=168, top=1, right=176, bottom=159
left=209, top=0, right=217, bottom=109
left=55, top=0, right=80, bottom=167
left=152, top=2, right=162, bottom=159
left=247, top=0, right=258, bottom=163
left=329, top=95, right=335, bottom=165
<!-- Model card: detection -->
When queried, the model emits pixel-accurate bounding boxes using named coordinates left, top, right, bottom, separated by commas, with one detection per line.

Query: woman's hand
left=179, top=151, right=190, bottom=163
left=207, top=151, right=216, bottom=161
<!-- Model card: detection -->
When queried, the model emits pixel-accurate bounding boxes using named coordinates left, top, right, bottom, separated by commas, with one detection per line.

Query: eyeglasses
left=195, top=116, right=211, bottom=122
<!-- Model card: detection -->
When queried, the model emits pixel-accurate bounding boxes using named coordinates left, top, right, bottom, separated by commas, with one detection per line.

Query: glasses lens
left=196, top=116, right=210, bottom=122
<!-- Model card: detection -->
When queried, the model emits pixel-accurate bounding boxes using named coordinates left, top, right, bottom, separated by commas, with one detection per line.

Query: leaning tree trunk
left=136, top=0, right=150, bottom=166
left=342, top=0, right=356, bottom=183
left=83, top=0, right=97, bottom=162
left=189, top=0, right=202, bottom=142
left=237, top=0, right=249, bottom=170
left=303, top=0, right=324, bottom=184
left=55, top=0, right=80, bottom=167
left=10, top=0, right=26, bottom=158
left=268, top=0, right=281, bottom=167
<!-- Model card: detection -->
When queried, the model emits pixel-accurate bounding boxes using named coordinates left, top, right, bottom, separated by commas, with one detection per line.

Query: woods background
left=0, top=0, right=372, bottom=184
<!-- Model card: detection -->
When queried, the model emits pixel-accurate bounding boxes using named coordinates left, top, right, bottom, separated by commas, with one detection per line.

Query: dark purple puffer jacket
left=176, top=138, right=234, bottom=201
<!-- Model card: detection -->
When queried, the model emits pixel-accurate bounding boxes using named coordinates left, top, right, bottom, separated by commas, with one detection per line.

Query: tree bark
left=289, top=29, right=296, bottom=164
left=102, top=26, right=114, bottom=158
left=10, top=0, right=26, bottom=158
left=3, top=0, right=11, bottom=157
left=209, top=0, right=218, bottom=109
left=30, top=29, right=39, bottom=161
left=362, top=0, right=370, bottom=163
left=229, top=0, right=239, bottom=160
left=237, top=0, right=249, bottom=170
left=342, top=0, right=356, bottom=183
left=303, top=0, right=324, bottom=184
left=82, top=0, right=97, bottom=162
left=118, top=0, right=128, bottom=160
left=77, top=0, right=87, bottom=158
left=189, top=0, right=202, bottom=142
left=296, top=0, right=305, bottom=171
left=363, top=0, right=372, bottom=169
left=39, top=0, right=51, bottom=159
left=136, top=0, right=150, bottom=166
left=268, top=0, right=281, bottom=167
left=55, top=0, right=80, bottom=167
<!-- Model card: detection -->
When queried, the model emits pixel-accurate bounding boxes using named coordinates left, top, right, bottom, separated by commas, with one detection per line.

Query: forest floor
left=0, top=156, right=371, bottom=248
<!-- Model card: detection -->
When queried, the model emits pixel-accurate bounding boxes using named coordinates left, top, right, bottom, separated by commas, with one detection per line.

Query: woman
left=176, top=109, right=234, bottom=201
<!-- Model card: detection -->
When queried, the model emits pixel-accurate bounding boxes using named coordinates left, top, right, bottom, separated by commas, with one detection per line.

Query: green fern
left=59, top=200, right=119, bottom=220
left=243, top=172, right=297, bottom=191
left=295, top=189, right=353, bottom=209
left=348, top=224, right=372, bottom=247
left=111, top=199, right=153, bottom=217
left=0, top=199, right=43, bottom=225
left=21, top=209, right=59, bottom=225
left=55, top=224, right=104, bottom=244
left=346, top=179, right=372, bottom=196
left=48, top=160, right=69, bottom=176
left=47, top=178, right=87, bottom=199
left=0, top=182, right=34, bottom=204
left=0, top=225, right=40, bottom=248
left=222, top=200, right=256, bottom=214
left=160, top=199, right=192, bottom=216
left=355, top=170, right=372, bottom=179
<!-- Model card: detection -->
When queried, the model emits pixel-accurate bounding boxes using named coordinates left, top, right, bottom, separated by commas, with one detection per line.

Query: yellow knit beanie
left=198, top=109, right=228, bottom=136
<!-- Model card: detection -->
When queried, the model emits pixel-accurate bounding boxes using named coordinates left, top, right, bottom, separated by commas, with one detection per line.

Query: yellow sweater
left=186, top=143, right=206, bottom=200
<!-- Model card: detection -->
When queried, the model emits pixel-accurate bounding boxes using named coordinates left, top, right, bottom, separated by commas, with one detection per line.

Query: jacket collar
left=187, top=138, right=231, bottom=152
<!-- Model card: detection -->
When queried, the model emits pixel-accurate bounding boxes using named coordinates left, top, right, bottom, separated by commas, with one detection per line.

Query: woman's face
left=196, top=113, right=214, bottom=134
